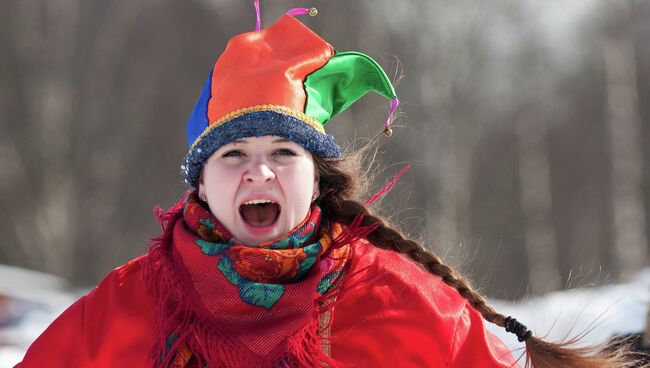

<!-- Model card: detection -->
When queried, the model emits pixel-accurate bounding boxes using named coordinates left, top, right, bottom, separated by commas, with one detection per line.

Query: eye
left=273, top=148, right=296, bottom=157
left=222, top=150, right=245, bottom=158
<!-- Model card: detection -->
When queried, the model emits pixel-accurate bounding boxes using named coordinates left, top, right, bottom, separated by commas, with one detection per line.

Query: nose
left=243, top=159, right=276, bottom=183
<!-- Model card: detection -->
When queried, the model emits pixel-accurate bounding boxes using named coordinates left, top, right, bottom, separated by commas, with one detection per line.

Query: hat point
left=286, top=7, right=318, bottom=17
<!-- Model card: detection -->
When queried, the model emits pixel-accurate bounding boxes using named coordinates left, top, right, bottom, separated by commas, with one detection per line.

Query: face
left=198, top=136, right=319, bottom=245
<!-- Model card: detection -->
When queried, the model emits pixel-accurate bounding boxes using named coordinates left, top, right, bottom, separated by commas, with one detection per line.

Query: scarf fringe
left=142, top=199, right=343, bottom=368
left=284, top=313, right=339, bottom=368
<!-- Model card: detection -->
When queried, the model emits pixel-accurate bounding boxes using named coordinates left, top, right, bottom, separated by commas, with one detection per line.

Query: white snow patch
left=0, top=265, right=79, bottom=368
left=487, top=268, right=650, bottom=360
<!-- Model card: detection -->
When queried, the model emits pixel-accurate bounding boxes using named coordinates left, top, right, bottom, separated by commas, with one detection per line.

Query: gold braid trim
left=190, top=105, right=325, bottom=150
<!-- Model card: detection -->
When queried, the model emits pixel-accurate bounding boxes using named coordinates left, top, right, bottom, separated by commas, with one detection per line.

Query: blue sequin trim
left=181, top=111, right=342, bottom=187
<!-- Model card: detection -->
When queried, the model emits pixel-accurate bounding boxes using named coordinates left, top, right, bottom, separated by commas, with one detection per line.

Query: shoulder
left=86, top=254, right=150, bottom=304
left=330, top=238, right=470, bottom=365
left=346, top=238, right=469, bottom=316
left=19, top=255, right=155, bottom=367
left=82, top=254, right=155, bottom=335
left=88, top=256, right=156, bottom=365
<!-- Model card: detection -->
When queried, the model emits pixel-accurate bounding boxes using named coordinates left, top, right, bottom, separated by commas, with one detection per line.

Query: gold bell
left=383, top=127, right=393, bottom=137
left=308, top=7, right=318, bottom=17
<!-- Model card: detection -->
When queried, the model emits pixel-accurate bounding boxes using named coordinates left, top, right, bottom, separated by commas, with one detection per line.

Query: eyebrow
left=230, top=138, right=291, bottom=145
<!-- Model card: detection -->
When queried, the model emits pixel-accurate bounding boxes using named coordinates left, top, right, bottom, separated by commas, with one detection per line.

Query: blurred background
left=1, top=0, right=649, bottom=300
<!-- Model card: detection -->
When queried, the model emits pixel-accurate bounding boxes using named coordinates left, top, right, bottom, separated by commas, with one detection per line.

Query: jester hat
left=182, top=9, right=398, bottom=187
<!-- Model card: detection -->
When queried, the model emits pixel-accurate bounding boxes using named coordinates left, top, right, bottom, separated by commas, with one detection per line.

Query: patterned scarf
left=143, top=191, right=352, bottom=367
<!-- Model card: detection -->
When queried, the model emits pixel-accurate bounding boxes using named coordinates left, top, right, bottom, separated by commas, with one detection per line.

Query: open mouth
left=239, top=199, right=281, bottom=228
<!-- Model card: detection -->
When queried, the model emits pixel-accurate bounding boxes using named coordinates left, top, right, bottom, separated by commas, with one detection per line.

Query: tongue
left=240, top=203, right=280, bottom=227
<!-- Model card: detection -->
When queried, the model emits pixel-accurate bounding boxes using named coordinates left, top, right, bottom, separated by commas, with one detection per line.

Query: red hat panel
left=208, top=15, right=335, bottom=123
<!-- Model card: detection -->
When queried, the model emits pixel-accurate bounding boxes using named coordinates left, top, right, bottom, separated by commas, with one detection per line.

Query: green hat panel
left=304, top=51, right=397, bottom=125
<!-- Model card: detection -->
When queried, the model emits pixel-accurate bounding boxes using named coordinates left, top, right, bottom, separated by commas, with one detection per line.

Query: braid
left=330, top=199, right=507, bottom=329
left=314, top=153, right=646, bottom=368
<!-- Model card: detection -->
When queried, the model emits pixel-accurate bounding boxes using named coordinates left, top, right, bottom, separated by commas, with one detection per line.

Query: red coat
left=17, top=239, right=519, bottom=367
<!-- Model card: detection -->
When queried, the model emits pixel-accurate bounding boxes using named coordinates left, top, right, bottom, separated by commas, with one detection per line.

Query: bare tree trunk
left=421, top=0, right=491, bottom=264
left=433, top=126, right=474, bottom=256
left=603, top=0, right=648, bottom=275
left=516, top=108, right=560, bottom=294
left=631, top=0, right=650, bottom=279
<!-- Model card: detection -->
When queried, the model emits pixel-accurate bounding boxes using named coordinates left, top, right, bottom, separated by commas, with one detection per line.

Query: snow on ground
left=487, top=268, right=650, bottom=358
left=0, top=265, right=81, bottom=368
left=0, top=266, right=648, bottom=367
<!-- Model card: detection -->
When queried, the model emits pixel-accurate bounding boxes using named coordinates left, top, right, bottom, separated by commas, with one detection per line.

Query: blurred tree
left=602, top=0, right=647, bottom=274
left=631, top=0, right=650, bottom=266
left=0, top=0, right=647, bottom=298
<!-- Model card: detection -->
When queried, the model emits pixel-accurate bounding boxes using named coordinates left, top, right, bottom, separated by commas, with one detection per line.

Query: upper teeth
left=244, top=199, right=275, bottom=205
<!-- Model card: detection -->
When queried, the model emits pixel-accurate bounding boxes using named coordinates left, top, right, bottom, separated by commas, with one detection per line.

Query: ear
left=198, top=169, right=206, bottom=198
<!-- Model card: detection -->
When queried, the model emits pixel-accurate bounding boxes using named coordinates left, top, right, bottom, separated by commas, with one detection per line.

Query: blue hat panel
left=186, top=68, right=214, bottom=148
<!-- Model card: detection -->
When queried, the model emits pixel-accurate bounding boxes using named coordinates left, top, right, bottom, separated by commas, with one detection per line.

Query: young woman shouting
left=17, top=3, right=642, bottom=368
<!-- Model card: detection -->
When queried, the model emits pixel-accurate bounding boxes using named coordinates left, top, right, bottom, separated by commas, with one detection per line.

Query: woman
left=16, top=4, right=641, bottom=368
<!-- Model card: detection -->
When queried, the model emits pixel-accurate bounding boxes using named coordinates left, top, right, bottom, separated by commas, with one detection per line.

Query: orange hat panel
left=207, top=15, right=335, bottom=123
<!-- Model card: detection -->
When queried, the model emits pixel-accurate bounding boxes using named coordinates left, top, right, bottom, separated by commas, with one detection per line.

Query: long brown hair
left=313, top=150, right=646, bottom=368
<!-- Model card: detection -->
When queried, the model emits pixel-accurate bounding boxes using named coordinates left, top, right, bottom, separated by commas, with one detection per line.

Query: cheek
left=204, top=166, right=241, bottom=206
left=278, top=167, right=316, bottom=206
